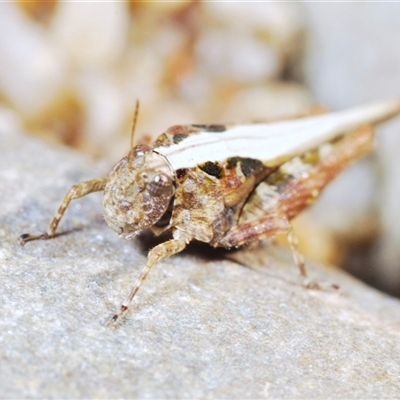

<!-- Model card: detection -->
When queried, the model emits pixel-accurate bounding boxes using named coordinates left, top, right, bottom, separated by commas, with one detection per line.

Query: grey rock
left=1, top=130, right=400, bottom=399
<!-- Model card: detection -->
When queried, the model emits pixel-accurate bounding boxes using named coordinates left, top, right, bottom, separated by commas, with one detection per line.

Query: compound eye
left=133, top=144, right=151, bottom=160
left=147, top=173, right=173, bottom=197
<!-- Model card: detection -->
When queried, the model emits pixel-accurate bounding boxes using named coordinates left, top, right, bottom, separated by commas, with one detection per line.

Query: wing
left=154, top=99, right=400, bottom=170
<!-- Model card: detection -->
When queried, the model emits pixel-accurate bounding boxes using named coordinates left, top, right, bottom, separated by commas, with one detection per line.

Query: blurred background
left=1, top=1, right=400, bottom=296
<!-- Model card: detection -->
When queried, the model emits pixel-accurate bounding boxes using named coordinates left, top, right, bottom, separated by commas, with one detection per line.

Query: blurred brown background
left=1, top=1, right=400, bottom=296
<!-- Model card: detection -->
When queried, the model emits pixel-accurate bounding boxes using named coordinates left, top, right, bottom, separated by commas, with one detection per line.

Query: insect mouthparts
left=119, top=230, right=139, bottom=240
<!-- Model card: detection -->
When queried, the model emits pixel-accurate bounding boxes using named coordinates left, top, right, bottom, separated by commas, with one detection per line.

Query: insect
left=20, top=99, right=400, bottom=322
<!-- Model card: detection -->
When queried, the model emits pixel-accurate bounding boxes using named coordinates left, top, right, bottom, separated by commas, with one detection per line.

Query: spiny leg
left=20, top=177, right=108, bottom=245
left=268, top=124, right=375, bottom=286
left=218, top=182, right=312, bottom=282
left=110, top=237, right=187, bottom=323
left=287, top=229, right=306, bottom=277
left=286, top=228, right=320, bottom=288
left=279, top=125, right=375, bottom=221
left=219, top=212, right=316, bottom=287
left=222, top=125, right=377, bottom=284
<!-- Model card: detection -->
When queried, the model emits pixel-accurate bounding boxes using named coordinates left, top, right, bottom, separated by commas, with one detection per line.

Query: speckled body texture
left=20, top=100, right=400, bottom=321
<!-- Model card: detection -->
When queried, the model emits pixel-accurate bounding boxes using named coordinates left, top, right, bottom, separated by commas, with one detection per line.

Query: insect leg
left=217, top=182, right=310, bottom=279
left=111, top=237, right=187, bottom=323
left=20, top=177, right=108, bottom=245
left=220, top=125, right=375, bottom=283
left=278, top=125, right=375, bottom=221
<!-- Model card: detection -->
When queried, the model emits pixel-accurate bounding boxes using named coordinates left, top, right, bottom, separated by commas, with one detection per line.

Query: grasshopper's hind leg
left=20, top=177, right=108, bottom=245
left=217, top=182, right=312, bottom=284
left=219, top=125, right=376, bottom=287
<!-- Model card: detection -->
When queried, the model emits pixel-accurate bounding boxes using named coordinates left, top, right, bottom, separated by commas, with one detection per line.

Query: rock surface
left=1, top=130, right=400, bottom=399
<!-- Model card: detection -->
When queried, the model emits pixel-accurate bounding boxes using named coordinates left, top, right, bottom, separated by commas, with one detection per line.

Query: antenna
left=128, top=100, right=140, bottom=166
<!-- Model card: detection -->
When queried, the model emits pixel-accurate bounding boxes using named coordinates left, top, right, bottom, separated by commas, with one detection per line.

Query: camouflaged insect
left=20, top=99, right=400, bottom=322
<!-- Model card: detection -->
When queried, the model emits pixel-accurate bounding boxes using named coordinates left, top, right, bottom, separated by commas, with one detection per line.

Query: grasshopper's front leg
left=20, top=177, right=108, bottom=245
left=110, top=235, right=188, bottom=323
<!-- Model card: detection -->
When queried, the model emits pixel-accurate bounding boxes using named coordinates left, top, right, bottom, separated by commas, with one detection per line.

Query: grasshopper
left=20, top=99, right=400, bottom=322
